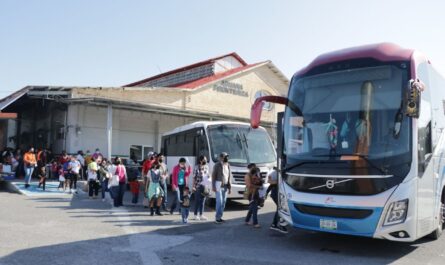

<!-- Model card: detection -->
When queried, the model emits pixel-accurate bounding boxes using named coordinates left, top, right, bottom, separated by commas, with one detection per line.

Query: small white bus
left=161, top=121, right=277, bottom=199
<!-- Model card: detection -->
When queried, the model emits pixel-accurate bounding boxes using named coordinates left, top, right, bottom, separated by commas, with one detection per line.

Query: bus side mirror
left=406, top=79, right=425, bottom=118
left=251, top=96, right=289, bottom=128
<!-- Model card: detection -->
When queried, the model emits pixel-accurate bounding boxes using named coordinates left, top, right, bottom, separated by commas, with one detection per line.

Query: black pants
left=170, top=184, right=185, bottom=213
left=114, top=182, right=126, bottom=207
left=70, top=173, right=79, bottom=190
left=38, top=178, right=46, bottom=190
left=88, top=180, right=99, bottom=197
left=270, top=185, right=279, bottom=226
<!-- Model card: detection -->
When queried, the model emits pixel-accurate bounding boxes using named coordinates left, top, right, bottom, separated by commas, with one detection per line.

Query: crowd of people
left=1, top=147, right=287, bottom=233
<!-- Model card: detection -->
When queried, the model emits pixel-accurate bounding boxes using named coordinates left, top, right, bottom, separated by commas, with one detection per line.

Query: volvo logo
left=326, top=179, right=335, bottom=189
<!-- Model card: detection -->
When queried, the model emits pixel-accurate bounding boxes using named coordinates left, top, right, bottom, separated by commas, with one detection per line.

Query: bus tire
left=429, top=197, right=445, bottom=240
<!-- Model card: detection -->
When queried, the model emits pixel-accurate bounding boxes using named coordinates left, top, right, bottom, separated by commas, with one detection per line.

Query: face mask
left=159, top=159, right=163, bottom=163
left=250, top=169, right=257, bottom=175
left=202, top=161, right=207, bottom=165
left=223, top=157, right=228, bottom=163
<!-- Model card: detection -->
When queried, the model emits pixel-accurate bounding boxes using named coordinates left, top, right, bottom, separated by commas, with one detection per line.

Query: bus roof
left=293, top=43, right=427, bottom=78
left=162, top=121, right=266, bottom=136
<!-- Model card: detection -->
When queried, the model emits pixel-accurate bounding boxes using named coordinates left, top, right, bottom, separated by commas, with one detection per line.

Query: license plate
left=320, top=219, right=337, bottom=230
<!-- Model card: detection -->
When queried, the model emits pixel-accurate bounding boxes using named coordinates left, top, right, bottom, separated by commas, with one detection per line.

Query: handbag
left=108, top=168, right=120, bottom=189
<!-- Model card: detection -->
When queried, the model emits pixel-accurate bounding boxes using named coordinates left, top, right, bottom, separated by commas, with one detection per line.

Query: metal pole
left=107, top=104, right=113, bottom=159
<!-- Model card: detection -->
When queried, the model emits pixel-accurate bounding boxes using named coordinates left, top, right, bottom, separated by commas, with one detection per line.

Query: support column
left=107, top=104, right=113, bottom=159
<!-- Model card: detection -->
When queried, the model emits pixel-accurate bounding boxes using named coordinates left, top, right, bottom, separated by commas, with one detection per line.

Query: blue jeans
left=101, top=179, right=109, bottom=199
left=170, top=185, right=184, bottom=213
left=25, top=167, right=34, bottom=185
left=194, top=185, right=206, bottom=216
left=245, top=200, right=259, bottom=225
left=215, top=186, right=228, bottom=220
left=182, top=207, right=190, bottom=223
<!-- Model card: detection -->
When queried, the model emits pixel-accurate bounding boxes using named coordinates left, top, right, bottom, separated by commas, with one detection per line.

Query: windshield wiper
left=242, top=132, right=248, bottom=148
left=313, top=154, right=389, bottom=175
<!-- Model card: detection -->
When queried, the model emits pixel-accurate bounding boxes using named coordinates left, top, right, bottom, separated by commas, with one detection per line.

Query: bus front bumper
left=280, top=179, right=418, bottom=242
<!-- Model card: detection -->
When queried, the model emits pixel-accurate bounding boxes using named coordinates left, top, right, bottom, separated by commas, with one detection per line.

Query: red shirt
left=142, top=159, right=153, bottom=176
left=59, top=156, right=70, bottom=165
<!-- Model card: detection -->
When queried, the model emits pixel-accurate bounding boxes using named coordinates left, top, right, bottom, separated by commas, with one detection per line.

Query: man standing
left=23, top=147, right=37, bottom=189
left=69, top=156, right=81, bottom=194
left=157, top=155, right=169, bottom=211
left=76, top=150, right=85, bottom=180
left=212, top=152, right=232, bottom=224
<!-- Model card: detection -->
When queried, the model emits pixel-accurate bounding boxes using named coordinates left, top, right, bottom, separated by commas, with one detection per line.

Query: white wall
left=66, top=104, right=201, bottom=158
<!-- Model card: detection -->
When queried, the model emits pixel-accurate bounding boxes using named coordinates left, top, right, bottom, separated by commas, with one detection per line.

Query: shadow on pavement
left=0, top=187, right=428, bottom=265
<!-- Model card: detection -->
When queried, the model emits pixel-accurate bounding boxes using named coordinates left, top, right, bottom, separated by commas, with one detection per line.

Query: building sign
left=213, top=81, right=248, bottom=97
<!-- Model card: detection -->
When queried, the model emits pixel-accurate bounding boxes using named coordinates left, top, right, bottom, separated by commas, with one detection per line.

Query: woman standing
left=244, top=164, right=262, bottom=228
left=193, top=155, right=210, bottom=221
left=114, top=157, right=127, bottom=207
left=170, top=158, right=192, bottom=215
left=98, top=159, right=111, bottom=202
left=23, top=147, right=37, bottom=189
left=146, top=163, right=164, bottom=216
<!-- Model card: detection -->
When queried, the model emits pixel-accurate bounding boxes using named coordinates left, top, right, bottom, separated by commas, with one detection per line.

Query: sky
left=1, top=0, right=445, bottom=99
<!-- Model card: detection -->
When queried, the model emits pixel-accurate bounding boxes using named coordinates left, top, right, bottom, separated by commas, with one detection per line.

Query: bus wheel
left=429, top=200, right=445, bottom=240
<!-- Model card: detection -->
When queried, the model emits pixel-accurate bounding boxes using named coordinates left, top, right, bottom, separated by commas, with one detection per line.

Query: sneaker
left=270, top=224, right=280, bottom=231
left=220, top=218, right=226, bottom=223
left=194, top=215, right=201, bottom=221
left=156, top=212, right=163, bottom=216
left=199, top=215, right=208, bottom=221
left=277, top=225, right=288, bottom=234
left=215, top=219, right=223, bottom=224
left=253, top=224, right=261, bottom=228
left=245, top=222, right=253, bottom=226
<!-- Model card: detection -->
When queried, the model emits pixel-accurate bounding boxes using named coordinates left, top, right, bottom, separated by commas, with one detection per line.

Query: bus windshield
left=284, top=65, right=412, bottom=176
left=208, top=124, right=276, bottom=165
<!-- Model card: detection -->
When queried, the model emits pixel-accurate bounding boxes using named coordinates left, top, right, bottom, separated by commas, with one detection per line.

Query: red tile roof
left=125, top=52, right=248, bottom=87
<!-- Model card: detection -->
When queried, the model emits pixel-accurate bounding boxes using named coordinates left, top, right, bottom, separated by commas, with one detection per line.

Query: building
left=0, top=53, right=288, bottom=159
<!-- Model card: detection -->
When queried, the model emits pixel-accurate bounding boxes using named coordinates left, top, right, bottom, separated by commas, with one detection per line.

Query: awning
left=0, top=113, right=17, bottom=119
left=0, top=87, right=30, bottom=111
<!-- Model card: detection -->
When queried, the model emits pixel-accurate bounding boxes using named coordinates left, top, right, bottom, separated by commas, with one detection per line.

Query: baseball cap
left=220, top=152, right=229, bottom=158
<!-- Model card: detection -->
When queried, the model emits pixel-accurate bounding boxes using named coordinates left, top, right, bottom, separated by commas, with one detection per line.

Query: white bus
left=251, top=43, right=445, bottom=242
left=161, top=121, right=277, bottom=199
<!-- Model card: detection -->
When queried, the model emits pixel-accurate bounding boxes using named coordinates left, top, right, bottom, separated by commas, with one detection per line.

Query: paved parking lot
left=1, top=182, right=445, bottom=265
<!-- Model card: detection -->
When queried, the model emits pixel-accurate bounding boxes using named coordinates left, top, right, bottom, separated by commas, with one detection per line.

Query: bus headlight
left=384, top=199, right=409, bottom=226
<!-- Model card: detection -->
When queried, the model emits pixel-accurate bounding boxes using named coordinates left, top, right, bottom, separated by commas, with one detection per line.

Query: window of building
left=130, top=145, right=153, bottom=161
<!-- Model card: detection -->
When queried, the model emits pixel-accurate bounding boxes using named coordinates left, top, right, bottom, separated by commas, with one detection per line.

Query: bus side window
left=198, top=134, right=209, bottom=161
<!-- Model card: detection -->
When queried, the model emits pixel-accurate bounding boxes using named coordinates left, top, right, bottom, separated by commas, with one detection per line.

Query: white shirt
left=70, top=160, right=81, bottom=174
left=222, top=163, right=229, bottom=184
left=76, top=154, right=85, bottom=166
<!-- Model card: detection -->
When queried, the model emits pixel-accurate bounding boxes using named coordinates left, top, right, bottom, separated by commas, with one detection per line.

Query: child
left=129, top=178, right=140, bottom=206
left=181, top=187, right=191, bottom=224
left=37, top=166, right=46, bottom=191
left=58, top=165, right=65, bottom=191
